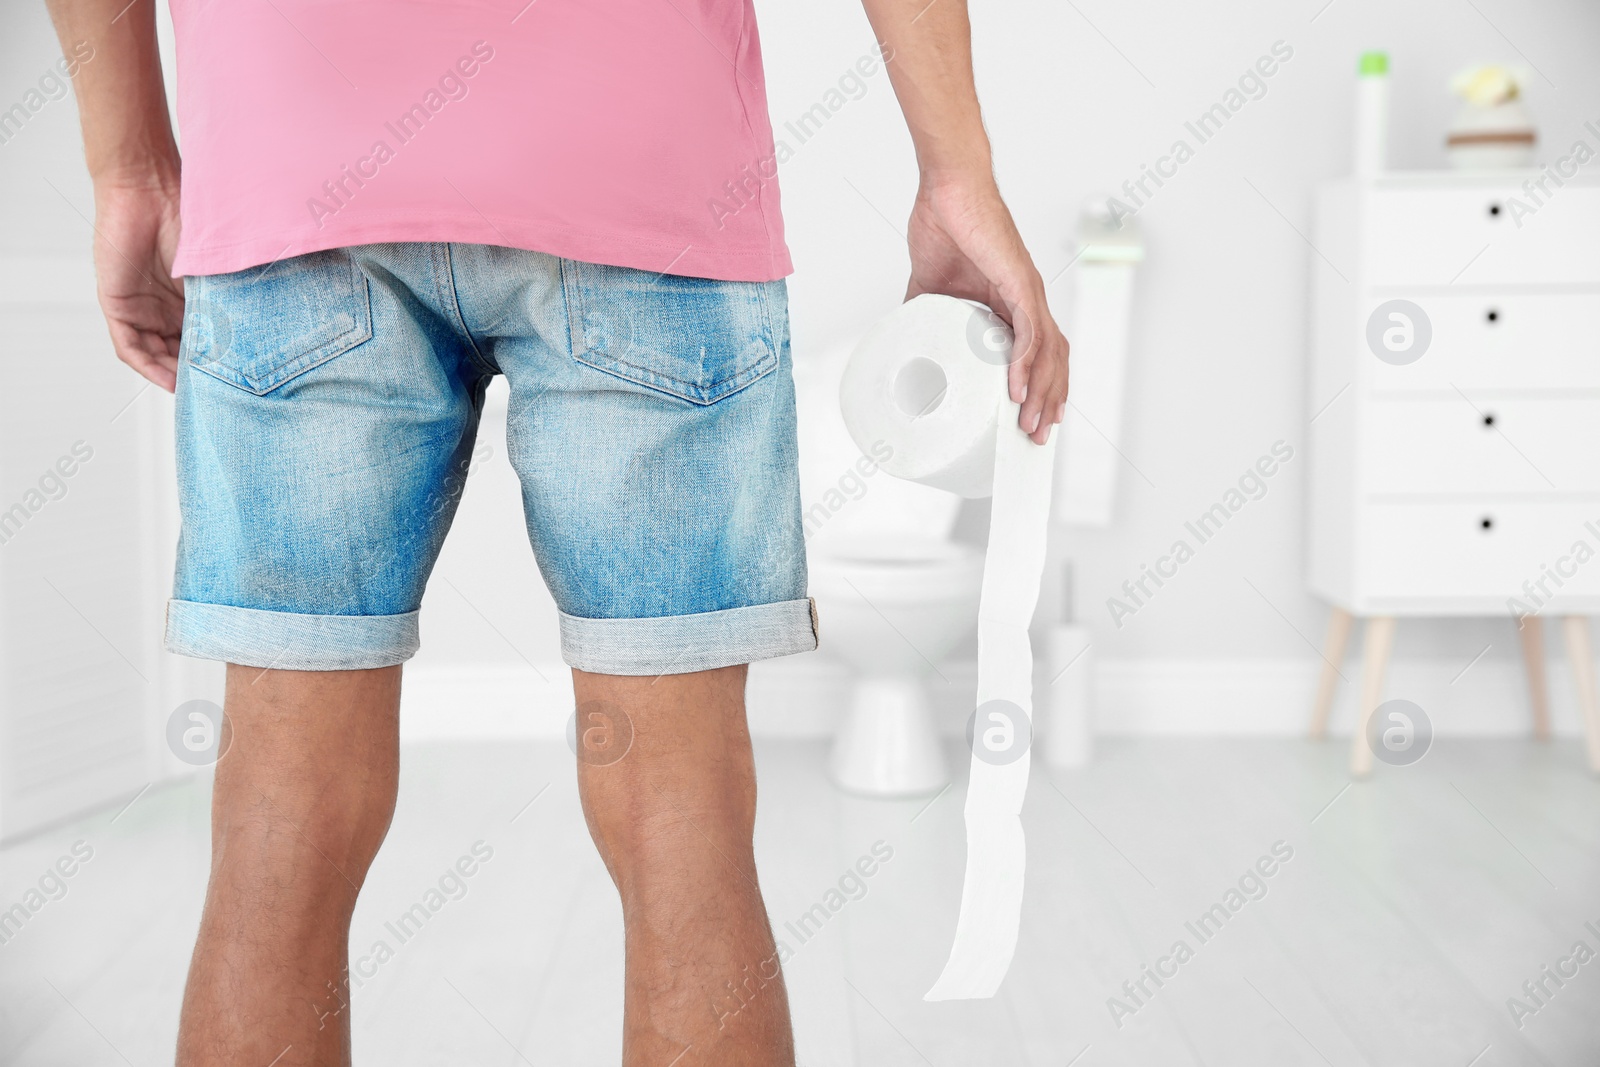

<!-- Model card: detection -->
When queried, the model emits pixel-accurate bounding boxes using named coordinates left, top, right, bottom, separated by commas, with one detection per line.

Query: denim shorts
left=164, top=242, right=816, bottom=675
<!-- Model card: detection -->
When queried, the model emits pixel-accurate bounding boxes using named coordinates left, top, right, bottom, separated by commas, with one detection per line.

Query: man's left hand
left=904, top=172, right=1068, bottom=445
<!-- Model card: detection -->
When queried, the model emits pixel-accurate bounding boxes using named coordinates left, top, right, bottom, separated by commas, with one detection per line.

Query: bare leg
left=573, top=665, right=795, bottom=1067
left=176, top=665, right=402, bottom=1067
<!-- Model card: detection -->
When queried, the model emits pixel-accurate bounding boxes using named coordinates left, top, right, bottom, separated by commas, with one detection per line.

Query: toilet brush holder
left=1043, top=623, right=1094, bottom=768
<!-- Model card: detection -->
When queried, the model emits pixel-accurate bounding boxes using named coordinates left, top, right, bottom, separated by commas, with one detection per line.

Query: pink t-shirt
left=168, top=0, right=790, bottom=282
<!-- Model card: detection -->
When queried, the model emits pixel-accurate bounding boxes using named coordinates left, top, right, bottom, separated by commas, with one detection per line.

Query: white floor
left=2, top=738, right=1598, bottom=1066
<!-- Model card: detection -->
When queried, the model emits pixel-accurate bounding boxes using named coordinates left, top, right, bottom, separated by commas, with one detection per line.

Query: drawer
left=1367, top=292, right=1600, bottom=392
left=1362, top=500, right=1600, bottom=600
left=1364, top=397, right=1600, bottom=494
left=1365, top=185, right=1600, bottom=286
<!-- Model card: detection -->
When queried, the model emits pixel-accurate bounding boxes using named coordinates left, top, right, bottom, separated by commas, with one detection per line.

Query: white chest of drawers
left=1306, top=172, right=1600, bottom=773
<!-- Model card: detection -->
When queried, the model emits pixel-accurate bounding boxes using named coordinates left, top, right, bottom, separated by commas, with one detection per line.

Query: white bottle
left=1354, top=51, right=1390, bottom=177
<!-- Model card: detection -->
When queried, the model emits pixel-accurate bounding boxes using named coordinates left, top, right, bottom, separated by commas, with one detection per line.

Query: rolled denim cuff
left=164, top=599, right=420, bottom=670
left=559, top=598, right=819, bottom=676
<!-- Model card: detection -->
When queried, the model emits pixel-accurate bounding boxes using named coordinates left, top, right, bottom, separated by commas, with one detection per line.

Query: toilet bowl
left=796, top=342, right=985, bottom=796
left=811, top=534, right=984, bottom=796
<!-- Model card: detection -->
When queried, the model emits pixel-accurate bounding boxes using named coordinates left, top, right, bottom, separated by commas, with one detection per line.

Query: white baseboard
left=399, top=664, right=572, bottom=741
left=395, top=657, right=855, bottom=742
left=1092, top=658, right=1592, bottom=737
left=397, top=654, right=1592, bottom=742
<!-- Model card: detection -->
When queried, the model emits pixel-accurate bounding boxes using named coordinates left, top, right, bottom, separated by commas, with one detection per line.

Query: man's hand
left=46, top=0, right=185, bottom=390
left=859, top=0, right=1066, bottom=445
left=906, top=173, right=1068, bottom=445
left=92, top=177, right=184, bottom=391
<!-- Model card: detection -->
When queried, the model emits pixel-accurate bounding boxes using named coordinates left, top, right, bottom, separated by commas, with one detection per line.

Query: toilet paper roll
left=839, top=294, right=1057, bottom=1001
left=839, top=295, right=1009, bottom=498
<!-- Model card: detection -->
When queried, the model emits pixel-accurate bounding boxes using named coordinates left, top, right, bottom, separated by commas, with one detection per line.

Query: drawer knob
left=1488, top=202, right=1502, bottom=217
left=1482, top=412, right=1496, bottom=428
left=1486, top=309, right=1499, bottom=323
left=1480, top=516, right=1494, bottom=531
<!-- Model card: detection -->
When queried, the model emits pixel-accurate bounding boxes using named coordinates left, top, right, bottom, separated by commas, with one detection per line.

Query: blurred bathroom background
left=4, top=0, right=1600, bottom=1063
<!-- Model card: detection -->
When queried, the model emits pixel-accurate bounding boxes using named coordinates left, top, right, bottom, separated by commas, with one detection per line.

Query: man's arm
left=46, top=0, right=184, bottom=390
left=859, top=0, right=1067, bottom=444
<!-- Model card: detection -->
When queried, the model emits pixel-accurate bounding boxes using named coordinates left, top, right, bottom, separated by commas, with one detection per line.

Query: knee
left=307, top=777, right=397, bottom=882
left=581, top=765, right=757, bottom=890
left=214, top=759, right=398, bottom=890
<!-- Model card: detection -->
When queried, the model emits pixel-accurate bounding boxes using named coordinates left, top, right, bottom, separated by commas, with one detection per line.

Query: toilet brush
left=1044, top=564, right=1094, bottom=768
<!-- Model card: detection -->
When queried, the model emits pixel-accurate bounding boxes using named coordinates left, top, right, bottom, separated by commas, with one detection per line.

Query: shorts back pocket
left=561, top=259, right=783, bottom=405
left=183, top=249, right=373, bottom=395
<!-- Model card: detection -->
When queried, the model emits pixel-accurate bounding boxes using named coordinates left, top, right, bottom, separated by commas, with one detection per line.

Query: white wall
left=5, top=0, right=1598, bottom=738
left=0, top=4, right=219, bottom=836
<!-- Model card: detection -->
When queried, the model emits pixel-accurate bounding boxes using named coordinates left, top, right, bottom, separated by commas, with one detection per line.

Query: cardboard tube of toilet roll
left=838, top=295, right=1057, bottom=1001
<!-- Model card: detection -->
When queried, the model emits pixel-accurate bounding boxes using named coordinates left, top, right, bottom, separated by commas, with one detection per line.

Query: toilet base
left=830, top=676, right=949, bottom=796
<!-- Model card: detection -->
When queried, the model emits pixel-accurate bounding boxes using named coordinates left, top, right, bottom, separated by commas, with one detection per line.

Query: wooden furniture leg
left=1519, top=616, right=1551, bottom=741
left=1310, top=606, right=1355, bottom=739
left=1562, top=616, right=1600, bottom=773
left=1351, top=616, right=1396, bottom=777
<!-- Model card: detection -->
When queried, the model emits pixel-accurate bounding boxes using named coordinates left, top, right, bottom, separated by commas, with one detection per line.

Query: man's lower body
left=164, top=242, right=817, bottom=1066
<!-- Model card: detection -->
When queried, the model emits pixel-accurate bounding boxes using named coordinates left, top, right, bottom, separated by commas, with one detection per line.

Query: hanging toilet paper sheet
left=839, top=294, right=1057, bottom=1000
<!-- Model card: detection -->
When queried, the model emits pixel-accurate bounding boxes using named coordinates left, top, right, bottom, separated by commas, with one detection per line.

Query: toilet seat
left=810, top=535, right=985, bottom=603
